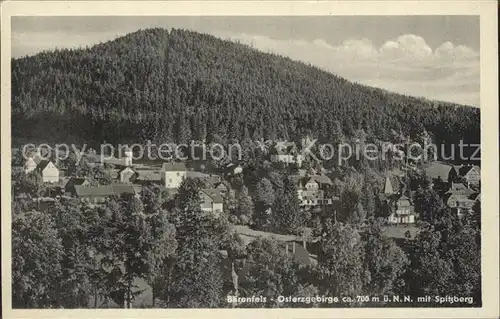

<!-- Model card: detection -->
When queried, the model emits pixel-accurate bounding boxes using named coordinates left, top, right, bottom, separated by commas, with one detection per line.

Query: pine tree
left=168, top=178, right=224, bottom=307
left=361, top=221, right=408, bottom=296
left=235, top=185, right=254, bottom=225
left=315, top=221, right=366, bottom=297
left=272, top=177, right=304, bottom=235
left=253, top=178, right=275, bottom=228
left=12, top=210, right=64, bottom=308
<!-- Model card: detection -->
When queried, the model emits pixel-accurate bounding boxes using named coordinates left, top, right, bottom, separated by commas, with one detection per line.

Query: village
left=12, top=136, right=482, bottom=308
left=13, top=138, right=481, bottom=237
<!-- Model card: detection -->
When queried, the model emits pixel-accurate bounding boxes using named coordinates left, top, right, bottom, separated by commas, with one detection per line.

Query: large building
left=291, top=174, right=336, bottom=207
left=161, top=162, right=188, bottom=189
left=378, top=176, right=416, bottom=224
left=73, top=184, right=137, bottom=204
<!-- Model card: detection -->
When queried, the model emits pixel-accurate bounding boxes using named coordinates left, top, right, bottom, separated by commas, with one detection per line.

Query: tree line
left=12, top=28, right=479, bottom=163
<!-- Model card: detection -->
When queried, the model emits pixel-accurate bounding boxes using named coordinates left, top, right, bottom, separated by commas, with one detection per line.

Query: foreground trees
left=11, top=174, right=481, bottom=308
left=406, top=215, right=481, bottom=304
left=12, top=211, right=63, bottom=308
left=272, top=177, right=304, bottom=235
left=166, top=178, right=225, bottom=307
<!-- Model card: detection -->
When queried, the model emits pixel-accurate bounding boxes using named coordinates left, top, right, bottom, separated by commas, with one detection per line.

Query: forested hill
left=12, top=28, right=480, bottom=149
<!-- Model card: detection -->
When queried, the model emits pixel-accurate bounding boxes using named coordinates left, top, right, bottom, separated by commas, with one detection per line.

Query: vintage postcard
left=1, top=1, right=498, bottom=318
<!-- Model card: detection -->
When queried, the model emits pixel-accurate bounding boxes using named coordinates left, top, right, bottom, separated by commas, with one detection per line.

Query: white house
left=162, top=162, right=188, bottom=189
left=119, top=167, right=136, bottom=183
left=36, top=160, right=60, bottom=183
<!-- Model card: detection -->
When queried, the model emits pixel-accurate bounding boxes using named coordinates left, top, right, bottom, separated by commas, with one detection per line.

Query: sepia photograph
left=1, top=1, right=498, bottom=318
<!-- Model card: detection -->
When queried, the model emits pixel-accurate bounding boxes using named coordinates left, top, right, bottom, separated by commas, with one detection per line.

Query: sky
left=11, top=16, right=480, bottom=107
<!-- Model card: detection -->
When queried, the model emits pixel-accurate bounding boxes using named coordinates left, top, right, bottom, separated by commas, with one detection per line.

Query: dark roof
left=111, top=184, right=136, bottom=195
left=468, top=192, right=480, bottom=201
left=64, top=177, right=89, bottom=189
left=200, top=189, right=224, bottom=203
left=446, top=182, right=474, bottom=195
left=74, top=184, right=136, bottom=197
left=162, top=162, right=187, bottom=171
left=74, top=185, right=114, bottom=197
left=214, top=180, right=231, bottom=190
left=380, top=193, right=410, bottom=204
left=100, top=157, right=129, bottom=167
left=33, top=155, right=43, bottom=165
left=291, top=174, right=333, bottom=187
left=134, top=169, right=163, bottom=181
left=453, top=165, right=480, bottom=177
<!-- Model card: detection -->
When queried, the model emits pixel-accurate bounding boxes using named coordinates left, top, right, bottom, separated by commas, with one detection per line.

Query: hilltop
left=12, top=28, right=480, bottom=151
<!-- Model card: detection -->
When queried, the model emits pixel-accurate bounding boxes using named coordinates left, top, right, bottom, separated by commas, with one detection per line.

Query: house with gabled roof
left=213, top=180, right=233, bottom=199
left=74, top=184, right=137, bottom=204
left=129, top=169, right=163, bottom=185
left=290, top=174, right=336, bottom=207
left=63, top=177, right=91, bottom=196
left=199, top=189, right=224, bottom=217
left=444, top=182, right=479, bottom=217
left=186, top=171, right=221, bottom=185
left=74, top=185, right=114, bottom=204
left=119, top=167, right=136, bottom=183
left=161, top=162, right=188, bottom=189
left=449, top=164, right=480, bottom=187
left=35, top=160, right=59, bottom=183
left=378, top=176, right=416, bottom=224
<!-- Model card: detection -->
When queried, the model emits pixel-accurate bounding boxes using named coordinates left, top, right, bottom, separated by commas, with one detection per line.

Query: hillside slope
left=12, top=28, right=480, bottom=151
